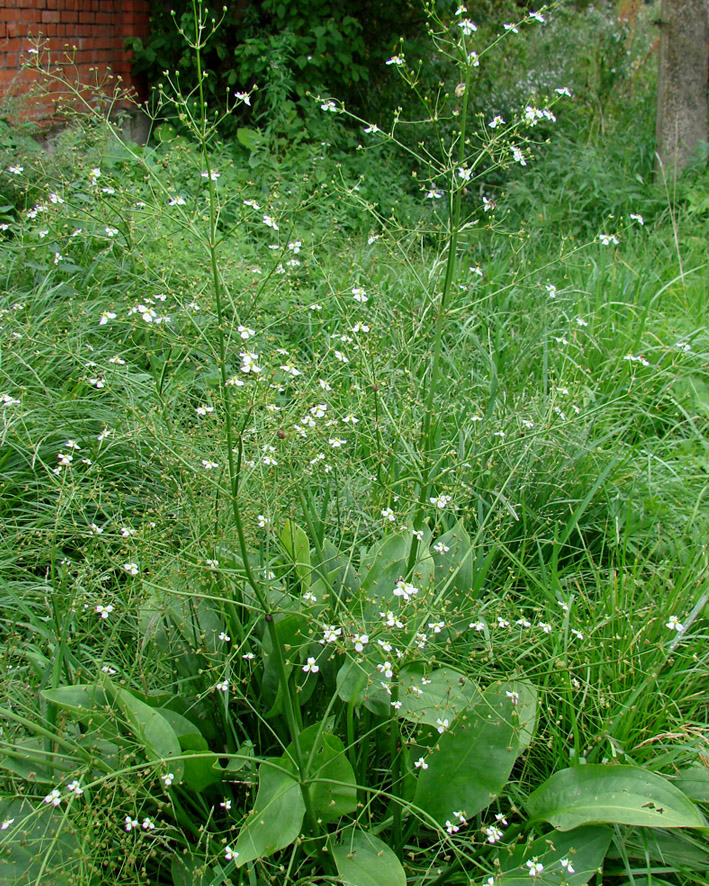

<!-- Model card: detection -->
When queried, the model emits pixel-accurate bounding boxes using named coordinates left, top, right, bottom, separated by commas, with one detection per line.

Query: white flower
left=526, top=860, right=544, bottom=877
left=506, top=690, right=519, bottom=705
left=105, top=227, right=118, bottom=237
left=377, top=661, right=394, bottom=680
left=484, top=824, right=503, bottom=843
left=503, top=23, right=518, bottom=33
left=205, top=558, right=219, bottom=570
left=497, top=617, right=510, bottom=628
left=162, top=772, right=174, bottom=787
left=436, top=718, right=449, bottom=734
left=458, top=18, right=477, bottom=36
left=364, top=124, right=381, bottom=134
left=225, top=846, right=239, bottom=861
left=539, top=622, right=552, bottom=634
left=529, top=11, right=545, bottom=23
left=428, top=620, right=445, bottom=634
left=430, top=494, right=452, bottom=510
left=560, top=858, right=575, bottom=874
left=320, top=99, right=337, bottom=112
left=216, top=680, right=229, bottom=693
left=386, top=55, right=404, bottom=66
left=352, top=633, right=369, bottom=652
left=322, top=625, right=342, bottom=644
left=124, top=816, right=139, bottom=831
left=8, top=166, right=23, bottom=175
left=262, top=214, right=279, bottom=230
left=511, top=145, right=526, bottom=165
left=598, top=233, right=619, bottom=246
left=196, top=405, right=214, bottom=416
left=433, top=541, right=450, bottom=554
left=123, top=562, right=139, bottom=575
left=89, top=523, right=103, bottom=535
left=49, top=192, right=64, bottom=204
left=99, top=311, right=117, bottom=325
left=302, top=657, right=319, bottom=674
left=666, top=615, right=685, bottom=632
left=470, top=620, right=485, bottom=631
left=142, top=817, right=155, bottom=830
left=168, top=196, right=186, bottom=205
left=482, top=195, right=495, bottom=212
left=394, top=580, right=419, bottom=602
left=96, top=604, right=114, bottom=619
left=414, top=757, right=428, bottom=769
left=630, top=212, right=644, bottom=225
left=351, top=286, right=368, bottom=302
left=489, top=115, right=505, bottom=128
left=243, top=199, right=260, bottom=209
left=44, top=788, right=62, bottom=806
left=381, top=507, right=395, bottom=522
left=235, top=91, right=251, bottom=105
left=201, top=170, right=220, bottom=181
left=425, top=188, right=443, bottom=199
left=240, top=352, right=262, bottom=373
left=0, top=819, right=14, bottom=830
left=457, top=166, right=472, bottom=182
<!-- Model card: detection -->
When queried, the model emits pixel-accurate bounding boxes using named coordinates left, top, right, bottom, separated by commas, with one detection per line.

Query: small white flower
left=484, top=824, right=503, bottom=843
left=560, top=858, right=575, bottom=874
left=44, top=789, right=62, bottom=806
left=302, top=657, right=319, bottom=674
left=394, top=580, right=419, bottom=602
left=168, top=196, right=186, bottom=206
left=430, top=494, right=452, bottom=510
left=457, top=166, right=472, bottom=182
left=216, top=680, right=229, bottom=693
left=105, top=227, right=118, bottom=237
left=235, top=91, right=251, bottom=105
left=220, top=798, right=232, bottom=810
left=503, top=23, right=518, bottom=33
left=506, top=690, right=519, bottom=705
left=445, top=819, right=460, bottom=834
left=99, top=311, right=117, bottom=325
left=666, top=615, right=685, bottom=632
left=352, top=633, right=369, bottom=652
left=123, top=562, right=139, bottom=575
left=201, top=170, right=220, bottom=181
left=526, top=860, right=544, bottom=877
left=433, top=541, right=450, bottom=554
left=428, top=621, right=445, bottom=634
left=529, top=11, right=545, bottom=23
left=90, top=523, right=103, bottom=535
left=539, top=622, right=552, bottom=634
left=511, top=145, right=526, bottom=165
left=161, top=772, right=174, bottom=787
left=425, top=188, right=443, bottom=199
left=458, top=18, right=477, bottom=36
left=0, top=819, right=14, bottom=830
left=322, top=625, right=342, bottom=644
left=414, top=757, right=428, bottom=770
left=381, top=507, right=395, bottom=522
left=598, top=233, right=619, bottom=246
left=351, top=286, right=368, bottom=302
left=124, top=816, right=139, bottom=831
left=205, top=558, right=219, bottom=570
left=141, top=817, right=155, bottom=830
left=436, top=718, right=449, bottom=734
left=630, top=213, right=644, bottom=226
left=95, top=604, right=114, bottom=619
left=489, top=115, right=505, bottom=129
left=386, top=55, right=404, bottom=66
left=225, top=846, right=239, bottom=861
left=377, top=661, right=394, bottom=680
left=470, top=620, right=486, bottom=632
left=8, top=166, right=23, bottom=175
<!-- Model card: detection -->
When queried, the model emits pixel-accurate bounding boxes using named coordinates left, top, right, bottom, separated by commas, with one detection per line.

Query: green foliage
left=1, top=3, right=708, bottom=885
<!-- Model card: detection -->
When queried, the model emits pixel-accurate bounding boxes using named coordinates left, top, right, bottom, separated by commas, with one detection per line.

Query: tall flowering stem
left=189, top=0, right=318, bottom=837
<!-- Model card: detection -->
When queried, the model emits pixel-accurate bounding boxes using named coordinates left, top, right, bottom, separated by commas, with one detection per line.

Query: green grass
left=0, top=4, right=708, bottom=885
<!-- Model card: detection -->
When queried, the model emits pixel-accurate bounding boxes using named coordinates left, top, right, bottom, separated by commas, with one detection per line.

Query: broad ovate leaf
left=234, top=757, right=305, bottom=865
left=527, top=765, right=706, bottom=831
left=398, top=665, right=480, bottom=729
left=332, top=828, right=406, bottom=886
left=414, top=681, right=537, bottom=826
left=496, top=824, right=612, bottom=885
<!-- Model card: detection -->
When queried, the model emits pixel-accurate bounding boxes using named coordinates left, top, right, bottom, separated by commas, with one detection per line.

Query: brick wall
left=0, top=0, right=151, bottom=122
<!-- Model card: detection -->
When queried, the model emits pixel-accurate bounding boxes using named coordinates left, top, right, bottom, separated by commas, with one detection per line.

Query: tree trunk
left=655, top=0, right=709, bottom=176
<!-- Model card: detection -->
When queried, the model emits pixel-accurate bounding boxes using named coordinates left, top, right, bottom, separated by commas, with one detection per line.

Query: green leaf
left=0, top=797, right=79, bottom=885
left=40, top=684, right=111, bottom=727
left=234, top=757, right=305, bottom=865
left=110, top=684, right=183, bottom=780
left=332, top=828, right=406, bottom=886
left=237, top=128, right=262, bottom=151
left=288, top=725, right=357, bottom=823
left=414, top=681, right=537, bottom=826
left=429, top=519, right=476, bottom=616
left=496, top=825, right=612, bottom=885
left=673, top=763, right=709, bottom=803
left=398, top=665, right=481, bottom=729
left=280, top=519, right=311, bottom=589
left=527, top=765, right=707, bottom=831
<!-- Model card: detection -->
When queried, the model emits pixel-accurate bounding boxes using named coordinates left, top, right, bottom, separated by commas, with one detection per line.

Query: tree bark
left=655, top=0, right=709, bottom=176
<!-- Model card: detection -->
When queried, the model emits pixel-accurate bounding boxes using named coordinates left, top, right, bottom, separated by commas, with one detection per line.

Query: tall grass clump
left=0, top=2, right=707, bottom=885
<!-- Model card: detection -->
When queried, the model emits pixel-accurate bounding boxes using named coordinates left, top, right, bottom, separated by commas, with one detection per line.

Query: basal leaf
left=109, top=684, right=183, bottom=780
left=289, top=725, right=357, bottom=823
left=496, top=825, right=612, bottom=885
left=527, top=765, right=706, bottom=831
left=332, top=828, right=406, bottom=886
left=234, top=757, right=305, bottom=865
left=414, top=681, right=537, bottom=826
left=280, top=519, right=311, bottom=589
left=398, top=665, right=481, bottom=729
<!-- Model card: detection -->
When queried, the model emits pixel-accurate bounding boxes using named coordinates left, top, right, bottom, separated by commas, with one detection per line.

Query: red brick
left=41, top=10, right=60, bottom=23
